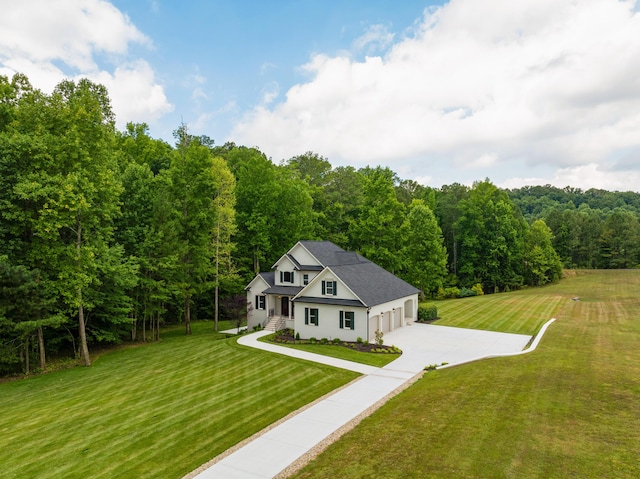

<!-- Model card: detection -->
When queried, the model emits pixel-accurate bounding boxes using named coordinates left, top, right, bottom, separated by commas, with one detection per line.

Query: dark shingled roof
left=293, top=296, right=365, bottom=308
left=298, top=241, right=421, bottom=307
left=261, top=271, right=275, bottom=286
left=298, top=241, right=352, bottom=266
left=264, top=285, right=304, bottom=296
left=330, top=261, right=421, bottom=307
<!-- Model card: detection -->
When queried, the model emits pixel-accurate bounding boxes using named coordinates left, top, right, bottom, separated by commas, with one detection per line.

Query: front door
left=281, top=296, right=289, bottom=317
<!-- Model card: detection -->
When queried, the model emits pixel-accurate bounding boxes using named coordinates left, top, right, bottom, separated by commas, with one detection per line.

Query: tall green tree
left=349, top=166, right=406, bottom=273
left=457, top=180, right=526, bottom=292
left=319, top=166, right=365, bottom=248
left=1, top=76, right=125, bottom=366
left=164, top=125, right=236, bottom=334
left=523, top=220, right=563, bottom=286
left=400, top=200, right=448, bottom=296
left=599, top=208, right=640, bottom=268
left=227, top=146, right=316, bottom=277
left=435, top=183, right=469, bottom=276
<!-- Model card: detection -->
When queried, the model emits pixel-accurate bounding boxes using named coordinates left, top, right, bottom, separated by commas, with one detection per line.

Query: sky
left=1, top=0, right=640, bottom=192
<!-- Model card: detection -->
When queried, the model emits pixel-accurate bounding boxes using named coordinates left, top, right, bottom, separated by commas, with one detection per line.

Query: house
left=245, top=240, right=420, bottom=342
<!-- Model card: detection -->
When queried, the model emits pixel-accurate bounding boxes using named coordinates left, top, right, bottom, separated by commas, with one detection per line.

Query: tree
left=227, top=146, right=317, bottom=278
left=457, top=180, right=526, bottom=292
left=319, top=166, right=365, bottom=247
left=435, top=183, right=469, bottom=276
left=523, top=220, right=563, bottom=286
left=599, top=209, right=640, bottom=268
left=400, top=200, right=448, bottom=297
left=117, top=122, right=172, bottom=174
left=0, top=76, right=125, bottom=366
left=164, top=125, right=236, bottom=334
left=349, top=166, right=407, bottom=273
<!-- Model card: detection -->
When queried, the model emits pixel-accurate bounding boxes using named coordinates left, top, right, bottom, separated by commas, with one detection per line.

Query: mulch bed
left=271, top=330, right=399, bottom=353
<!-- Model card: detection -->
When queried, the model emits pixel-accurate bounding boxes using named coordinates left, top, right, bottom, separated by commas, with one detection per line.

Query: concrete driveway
left=382, top=322, right=531, bottom=374
left=189, top=322, right=548, bottom=479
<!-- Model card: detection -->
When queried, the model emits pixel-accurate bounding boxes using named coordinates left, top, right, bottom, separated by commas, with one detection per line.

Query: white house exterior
left=246, top=241, right=420, bottom=342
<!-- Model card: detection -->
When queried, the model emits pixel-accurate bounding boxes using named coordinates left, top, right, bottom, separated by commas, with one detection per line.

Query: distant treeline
left=0, top=73, right=636, bottom=376
left=508, top=186, right=640, bottom=269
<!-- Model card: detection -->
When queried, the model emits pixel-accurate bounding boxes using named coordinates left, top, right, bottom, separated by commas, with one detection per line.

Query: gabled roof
left=294, top=241, right=421, bottom=307
left=244, top=271, right=274, bottom=291
left=298, top=241, right=363, bottom=267
left=330, top=261, right=421, bottom=307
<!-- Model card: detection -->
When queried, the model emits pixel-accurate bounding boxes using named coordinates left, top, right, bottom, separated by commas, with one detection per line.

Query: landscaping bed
left=270, top=329, right=402, bottom=355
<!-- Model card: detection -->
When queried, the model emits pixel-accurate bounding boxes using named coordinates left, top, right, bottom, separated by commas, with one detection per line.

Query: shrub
left=471, top=283, right=484, bottom=296
left=320, top=337, right=328, bottom=344
left=418, top=304, right=438, bottom=321
left=295, top=332, right=300, bottom=340
left=437, top=286, right=461, bottom=299
left=356, top=337, right=363, bottom=344
left=375, top=329, right=384, bottom=346
left=458, top=287, right=477, bottom=298
left=332, top=338, right=341, bottom=344
left=309, top=337, right=317, bottom=344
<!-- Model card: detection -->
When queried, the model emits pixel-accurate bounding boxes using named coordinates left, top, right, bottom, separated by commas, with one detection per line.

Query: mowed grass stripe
left=292, top=270, right=640, bottom=478
left=0, top=324, right=358, bottom=479
left=433, top=286, right=567, bottom=335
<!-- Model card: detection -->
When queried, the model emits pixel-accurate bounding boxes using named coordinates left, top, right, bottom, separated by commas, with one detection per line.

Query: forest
left=1, top=73, right=639, bottom=376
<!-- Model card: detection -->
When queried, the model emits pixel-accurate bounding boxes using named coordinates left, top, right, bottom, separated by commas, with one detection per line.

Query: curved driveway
left=189, top=321, right=550, bottom=479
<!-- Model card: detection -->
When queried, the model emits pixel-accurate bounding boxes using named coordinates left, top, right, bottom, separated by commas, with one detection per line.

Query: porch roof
left=263, top=285, right=304, bottom=296
left=293, top=296, right=366, bottom=308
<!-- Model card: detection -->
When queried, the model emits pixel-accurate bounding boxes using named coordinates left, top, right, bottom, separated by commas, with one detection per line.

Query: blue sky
left=2, top=0, right=640, bottom=191
left=109, top=0, right=438, bottom=141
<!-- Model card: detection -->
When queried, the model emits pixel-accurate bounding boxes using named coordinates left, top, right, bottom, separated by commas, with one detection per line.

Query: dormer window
left=280, top=271, right=294, bottom=284
left=322, top=280, right=337, bottom=296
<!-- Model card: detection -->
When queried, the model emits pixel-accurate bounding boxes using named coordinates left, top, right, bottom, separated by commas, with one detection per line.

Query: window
left=255, top=295, right=266, bottom=310
left=322, top=280, right=337, bottom=296
left=340, top=311, right=355, bottom=330
left=280, top=271, right=294, bottom=284
left=305, top=308, right=319, bottom=326
left=303, top=274, right=309, bottom=285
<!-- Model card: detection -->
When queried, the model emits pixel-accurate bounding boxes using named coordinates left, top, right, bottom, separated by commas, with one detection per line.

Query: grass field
left=0, top=321, right=358, bottom=479
left=292, top=270, right=640, bottom=478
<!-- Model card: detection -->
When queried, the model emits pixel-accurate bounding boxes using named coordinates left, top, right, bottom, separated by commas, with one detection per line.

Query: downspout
left=366, top=307, right=371, bottom=342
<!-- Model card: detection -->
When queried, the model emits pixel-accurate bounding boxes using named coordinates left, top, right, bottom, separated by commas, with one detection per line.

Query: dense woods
left=1, top=74, right=639, bottom=375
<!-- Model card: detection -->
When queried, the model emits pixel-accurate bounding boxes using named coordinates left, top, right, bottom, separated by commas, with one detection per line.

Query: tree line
left=1, top=73, right=637, bottom=376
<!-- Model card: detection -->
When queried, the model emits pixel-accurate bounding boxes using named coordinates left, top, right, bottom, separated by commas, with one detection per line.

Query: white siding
left=246, top=277, right=269, bottom=330
left=289, top=243, right=321, bottom=267
left=275, top=256, right=297, bottom=286
left=302, top=269, right=360, bottom=301
left=294, top=302, right=368, bottom=342
left=366, top=294, right=419, bottom=342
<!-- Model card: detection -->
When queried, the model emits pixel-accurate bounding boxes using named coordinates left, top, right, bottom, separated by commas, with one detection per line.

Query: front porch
left=264, top=296, right=295, bottom=331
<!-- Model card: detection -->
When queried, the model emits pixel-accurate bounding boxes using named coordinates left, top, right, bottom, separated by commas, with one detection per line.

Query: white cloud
left=90, top=62, right=173, bottom=124
left=260, top=82, right=280, bottom=105
left=0, top=0, right=172, bottom=127
left=353, top=24, right=395, bottom=54
left=231, top=0, right=640, bottom=191
left=500, top=163, right=640, bottom=192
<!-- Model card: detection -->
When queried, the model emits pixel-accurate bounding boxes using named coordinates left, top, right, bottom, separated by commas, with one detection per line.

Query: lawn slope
left=0, top=322, right=358, bottom=479
left=292, top=270, right=640, bottom=478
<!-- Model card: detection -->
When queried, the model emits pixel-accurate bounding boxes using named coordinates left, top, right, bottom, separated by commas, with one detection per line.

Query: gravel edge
left=182, top=376, right=365, bottom=479
left=275, top=370, right=424, bottom=478
left=183, top=370, right=425, bottom=479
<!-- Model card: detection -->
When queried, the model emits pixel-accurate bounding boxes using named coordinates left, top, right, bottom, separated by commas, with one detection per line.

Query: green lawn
left=292, top=270, right=640, bottom=478
left=0, top=321, right=358, bottom=479
left=258, top=333, right=399, bottom=368
left=426, top=283, right=568, bottom=335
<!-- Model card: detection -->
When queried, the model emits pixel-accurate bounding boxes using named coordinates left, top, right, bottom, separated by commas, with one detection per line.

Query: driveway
left=189, top=322, right=548, bottom=479
left=382, top=322, right=531, bottom=374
